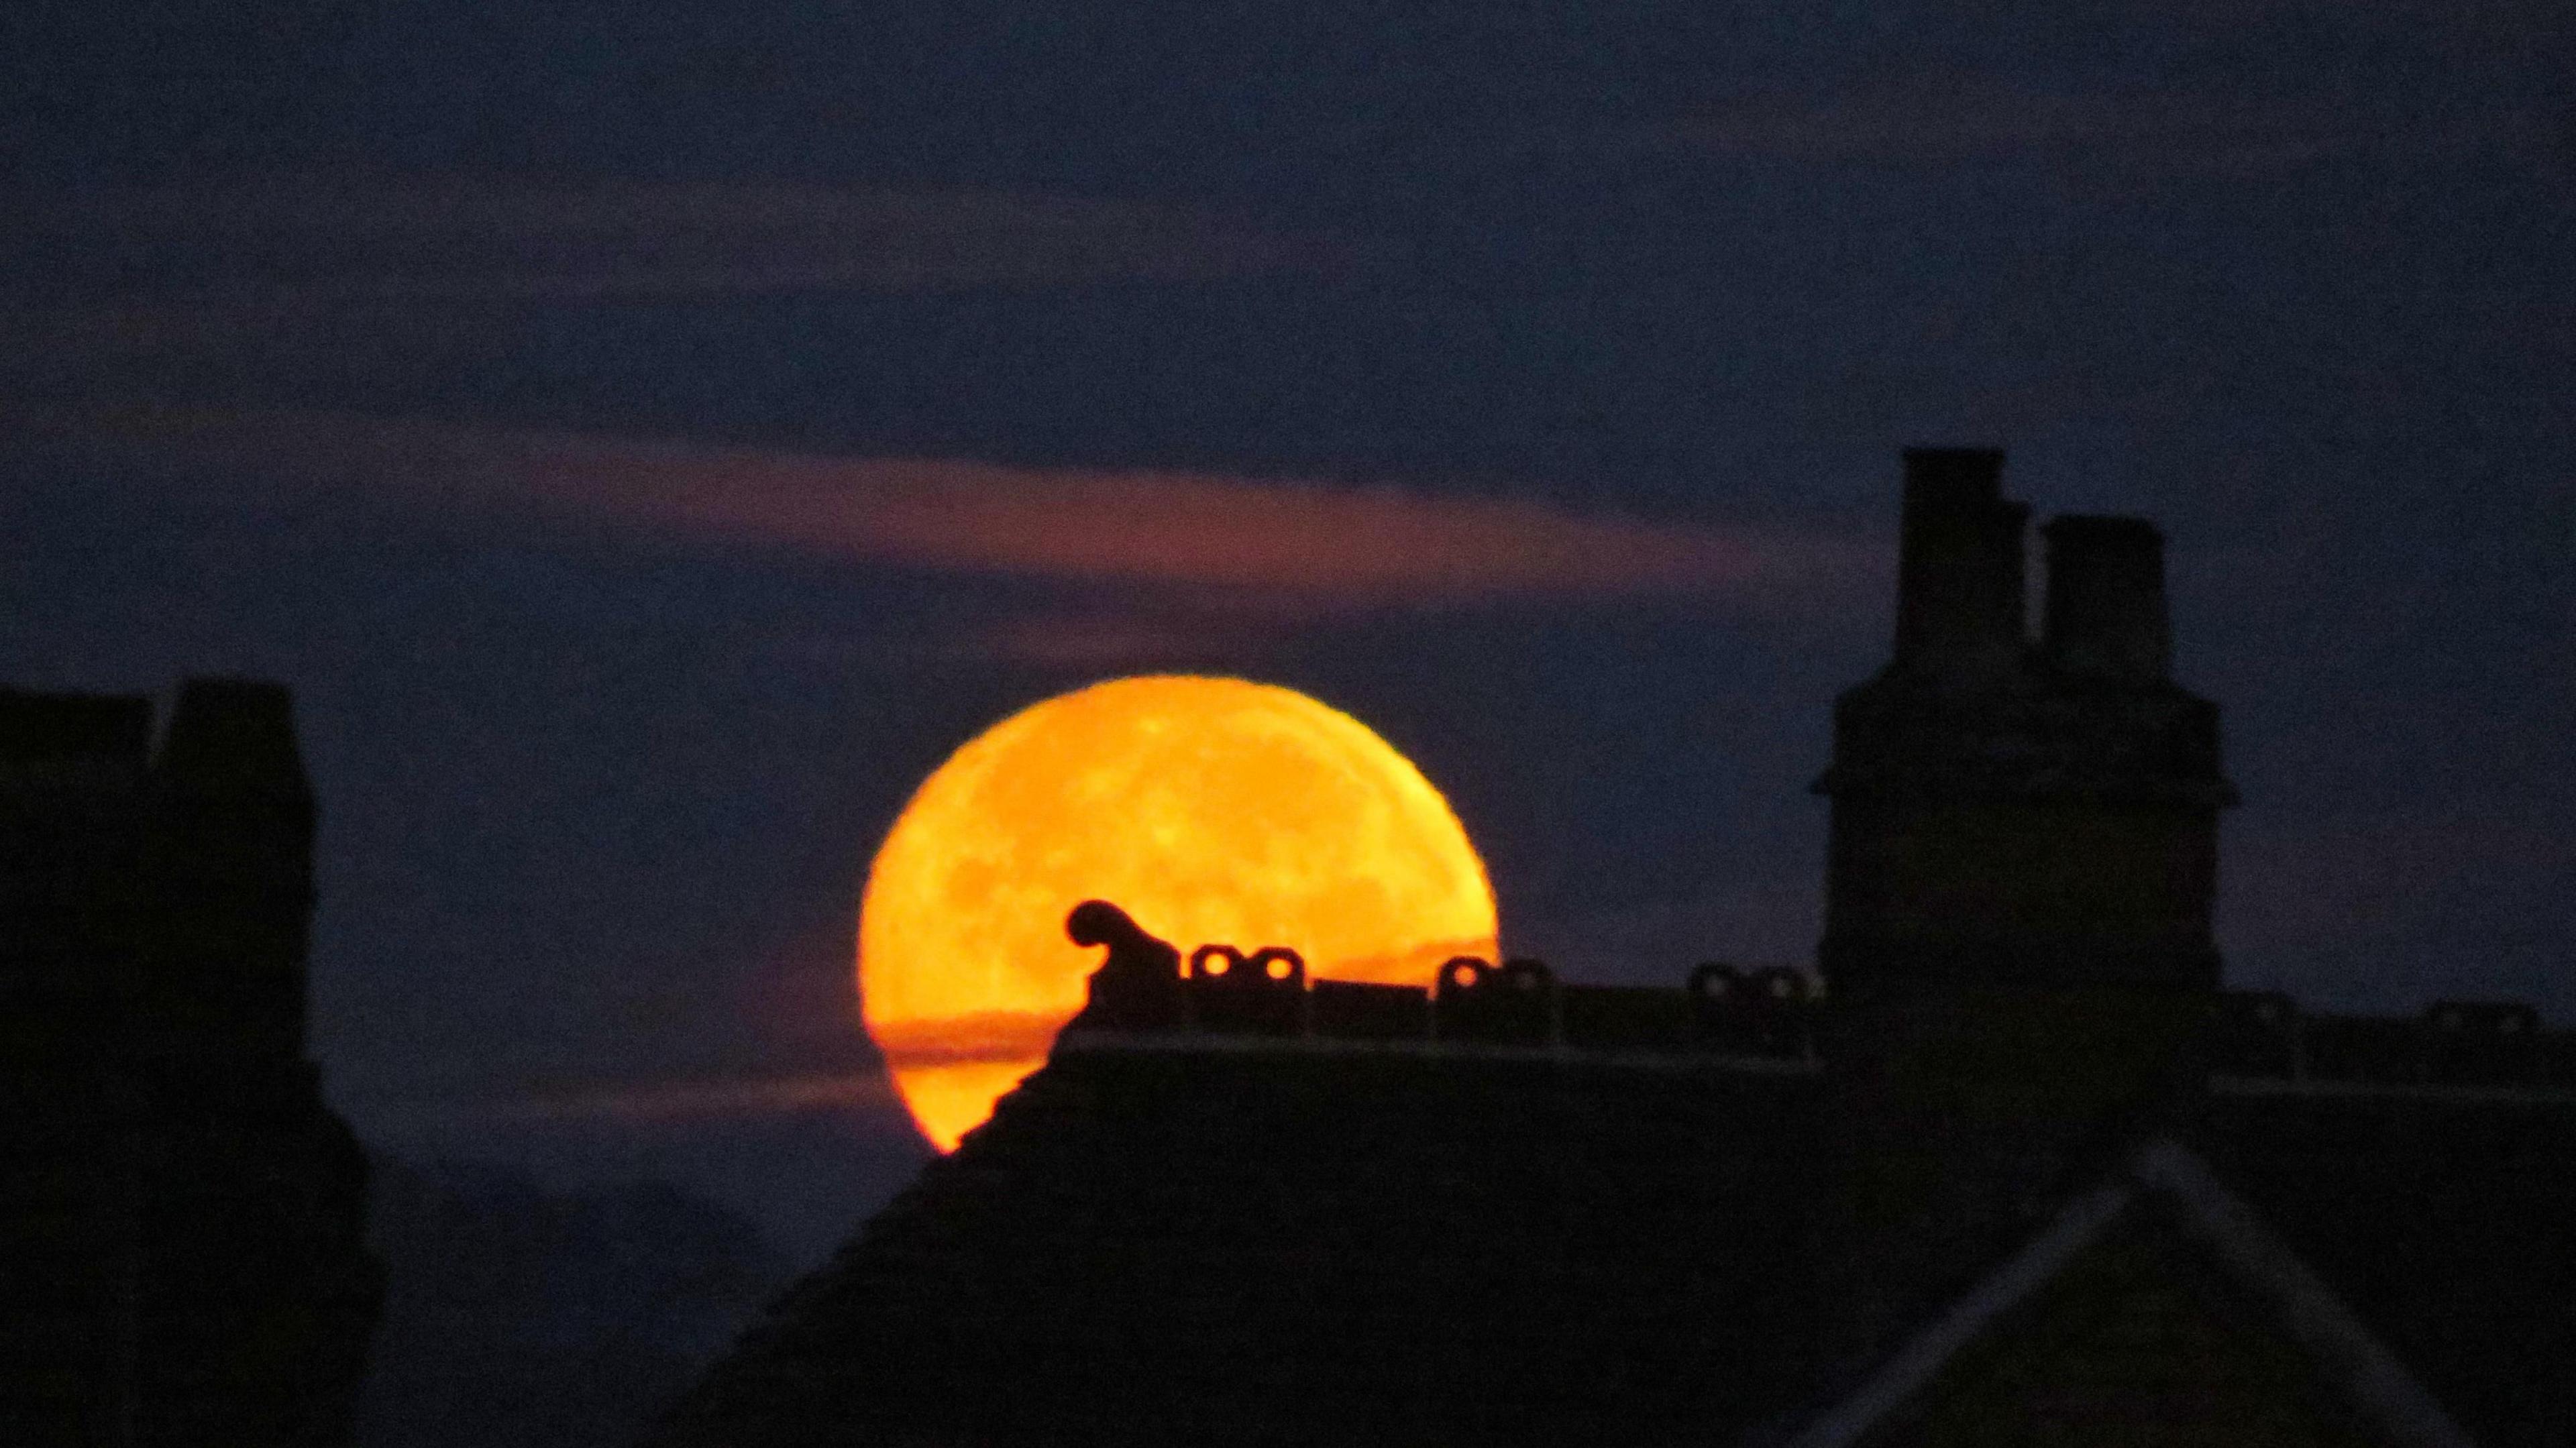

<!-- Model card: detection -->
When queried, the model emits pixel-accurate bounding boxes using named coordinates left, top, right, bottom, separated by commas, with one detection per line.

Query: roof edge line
left=2129, top=1138, right=2480, bottom=1448
left=2210, top=1074, right=2576, bottom=1107
left=1776, top=1179, right=2135, bottom=1448
left=1055, top=1027, right=1824, bottom=1075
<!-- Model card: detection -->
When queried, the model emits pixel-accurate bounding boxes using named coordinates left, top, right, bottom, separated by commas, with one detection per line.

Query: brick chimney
left=142, top=678, right=318, bottom=1064
left=1817, top=450, right=2233, bottom=997
left=2043, top=516, right=2170, bottom=681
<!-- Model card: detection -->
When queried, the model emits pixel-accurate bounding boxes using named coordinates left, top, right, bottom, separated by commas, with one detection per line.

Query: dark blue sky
left=4, top=0, right=2570, bottom=1259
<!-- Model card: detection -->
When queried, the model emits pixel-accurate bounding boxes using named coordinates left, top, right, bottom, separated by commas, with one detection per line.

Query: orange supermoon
left=859, top=675, right=1498, bottom=1150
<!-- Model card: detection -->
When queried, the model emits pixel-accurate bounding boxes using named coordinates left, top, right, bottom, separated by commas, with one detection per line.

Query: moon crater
left=859, top=675, right=1498, bottom=1150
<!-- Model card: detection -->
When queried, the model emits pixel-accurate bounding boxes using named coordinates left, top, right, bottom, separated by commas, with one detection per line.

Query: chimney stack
left=2042, top=516, right=2170, bottom=681
left=144, top=679, right=316, bottom=1063
left=1892, top=448, right=2029, bottom=675
left=156, top=678, right=311, bottom=801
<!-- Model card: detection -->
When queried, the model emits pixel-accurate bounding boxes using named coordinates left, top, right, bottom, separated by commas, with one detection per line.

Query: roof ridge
left=1772, top=1136, right=2479, bottom=1448
left=1774, top=1178, right=2133, bottom=1448
left=2132, top=1139, right=2477, bottom=1448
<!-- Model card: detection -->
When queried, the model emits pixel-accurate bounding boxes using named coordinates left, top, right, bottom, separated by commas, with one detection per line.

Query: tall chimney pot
left=1894, top=448, right=2029, bottom=675
left=156, top=678, right=311, bottom=799
left=2042, top=516, right=2170, bottom=680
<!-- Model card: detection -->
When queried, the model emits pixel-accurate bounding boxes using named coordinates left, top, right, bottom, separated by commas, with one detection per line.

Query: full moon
left=859, top=675, right=1498, bottom=1150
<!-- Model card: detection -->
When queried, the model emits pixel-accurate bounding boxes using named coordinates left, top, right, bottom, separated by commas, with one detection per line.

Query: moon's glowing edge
left=857, top=675, right=1498, bottom=1150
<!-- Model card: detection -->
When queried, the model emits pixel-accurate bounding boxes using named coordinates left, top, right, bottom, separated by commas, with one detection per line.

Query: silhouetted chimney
left=145, top=678, right=317, bottom=1062
left=2042, top=516, right=2170, bottom=681
left=1893, top=448, right=2029, bottom=675
left=156, top=678, right=311, bottom=801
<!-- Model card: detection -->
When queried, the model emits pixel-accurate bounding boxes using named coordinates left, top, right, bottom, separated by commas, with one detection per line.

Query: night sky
left=4, top=0, right=2570, bottom=1261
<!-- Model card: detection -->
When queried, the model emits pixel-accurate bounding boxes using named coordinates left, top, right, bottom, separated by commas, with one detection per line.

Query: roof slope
left=649, top=1041, right=1827, bottom=1447
left=646, top=1037, right=2576, bottom=1447
left=2198, top=1087, right=2576, bottom=1448
left=1779, top=1140, right=2473, bottom=1448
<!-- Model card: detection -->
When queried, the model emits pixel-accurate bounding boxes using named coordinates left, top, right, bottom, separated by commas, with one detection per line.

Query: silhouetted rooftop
left=651, top=956, right=2576, bottom=1447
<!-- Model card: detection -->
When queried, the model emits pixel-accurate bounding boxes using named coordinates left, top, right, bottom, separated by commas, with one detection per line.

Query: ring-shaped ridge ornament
left=1188, top=943, right=1248, bottom=981
left=1438, top=956, right=1493, bottom=995
left=1688, top=961, right=1743, bottom=1002
left=1245, top=946, right=1307, bottom=985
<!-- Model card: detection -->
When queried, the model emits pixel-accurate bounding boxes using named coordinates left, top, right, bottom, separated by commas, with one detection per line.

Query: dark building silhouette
left=1, top=679, right=380, bottom=1445
left=1817, top=448, right=2233, bottom=995
left=651, top=451, right=2575, bottom=1447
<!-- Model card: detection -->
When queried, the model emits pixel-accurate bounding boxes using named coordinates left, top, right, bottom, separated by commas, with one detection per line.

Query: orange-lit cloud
left=18, top=403, right=1876, bottom=614
left=866, top=1011, right=1071, bottom=1072
left=341, top=1018, right=1065, bottom=1131
left=348, top=1070, right=901, bottom=1130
